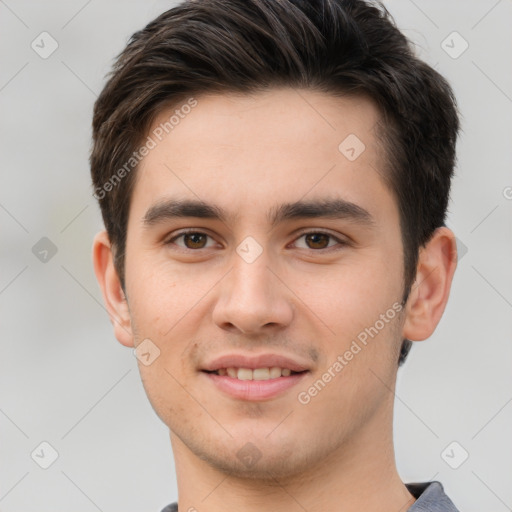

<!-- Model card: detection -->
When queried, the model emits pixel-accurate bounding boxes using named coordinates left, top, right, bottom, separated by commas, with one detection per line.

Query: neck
left=169, top=396, right=415, bottom=512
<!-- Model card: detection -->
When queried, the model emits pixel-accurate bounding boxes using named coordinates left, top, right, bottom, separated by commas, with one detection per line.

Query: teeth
left=237, top=368, right=253, bottom=380
left=253, top=368, right=269, bottom=380
left=269, top=367, right=282, bottom=379
left=215, top=366, right=299, bottom=380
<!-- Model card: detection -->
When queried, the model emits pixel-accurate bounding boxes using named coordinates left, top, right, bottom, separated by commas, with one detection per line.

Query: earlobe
left=92, top=231, right=134, bottom=347
left=402, top=227, right=458, bottom=342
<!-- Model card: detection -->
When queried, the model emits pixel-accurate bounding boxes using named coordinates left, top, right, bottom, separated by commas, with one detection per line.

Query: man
left=90, top=0, right=461, bottom=510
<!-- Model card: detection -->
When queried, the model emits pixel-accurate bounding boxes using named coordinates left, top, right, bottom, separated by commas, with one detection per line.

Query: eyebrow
left=143, top=197, right=375, bottom=229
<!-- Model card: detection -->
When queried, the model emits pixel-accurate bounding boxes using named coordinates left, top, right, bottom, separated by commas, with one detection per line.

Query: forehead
left=130, top=88, right=395, bottom=226
left=148, top=88, right=382, bottom=157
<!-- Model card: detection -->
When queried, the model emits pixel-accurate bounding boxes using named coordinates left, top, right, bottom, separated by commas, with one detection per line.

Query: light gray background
left=1, top=1, right=511, bottom=511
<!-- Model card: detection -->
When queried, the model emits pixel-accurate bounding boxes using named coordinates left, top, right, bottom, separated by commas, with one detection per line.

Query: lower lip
left=202, top=371, right=309, bottom=401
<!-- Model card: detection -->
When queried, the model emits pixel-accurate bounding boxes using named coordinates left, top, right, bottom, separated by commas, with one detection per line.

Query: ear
left=92, top=231, right=134, bottom=347
left=402, top=227, right=458, bottom=341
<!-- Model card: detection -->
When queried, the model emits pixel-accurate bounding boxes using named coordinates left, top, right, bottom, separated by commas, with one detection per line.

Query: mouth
left=200, top=353, right=311, bottom=400
left=201, top=367, right=309, bottom=401
left=202, top=367, right=307, bottom=380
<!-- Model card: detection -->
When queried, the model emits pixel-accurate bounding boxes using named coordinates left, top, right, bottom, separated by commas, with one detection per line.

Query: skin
left=93, top=88, right=457, bottom=512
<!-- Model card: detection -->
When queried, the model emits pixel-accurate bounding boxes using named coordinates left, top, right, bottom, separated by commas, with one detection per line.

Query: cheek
left=296, top=252, right=405, bottom=396
left=300, top=256, right=403, bottom=338
left=125, top=252, right=210, bottom=337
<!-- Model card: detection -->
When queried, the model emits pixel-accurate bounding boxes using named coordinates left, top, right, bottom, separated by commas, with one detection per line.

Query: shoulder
left=160, top=482, right=460, bottom=512
left=406, top=480, right=461, bottom=511
left=159, top=503, right=178, bottom=512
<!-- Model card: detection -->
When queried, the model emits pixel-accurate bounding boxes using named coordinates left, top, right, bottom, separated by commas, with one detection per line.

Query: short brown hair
left=90, top=0, right=460, bottom=366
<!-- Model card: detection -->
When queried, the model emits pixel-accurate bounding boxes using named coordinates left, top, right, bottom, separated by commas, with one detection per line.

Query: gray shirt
left=160, top=480, right=460, bottom=511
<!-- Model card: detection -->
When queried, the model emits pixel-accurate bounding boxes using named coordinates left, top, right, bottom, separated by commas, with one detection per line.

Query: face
left=119, top=88, right=408, bottom=479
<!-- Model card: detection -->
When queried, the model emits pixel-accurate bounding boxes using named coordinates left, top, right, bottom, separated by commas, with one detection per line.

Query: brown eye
left=167, top=231, right=216, bottom=250
left=291, top=231, right=347, bottom=251
left=304, top=233, right=331, bottom=249
left=182, top=233, right=208, bottom=249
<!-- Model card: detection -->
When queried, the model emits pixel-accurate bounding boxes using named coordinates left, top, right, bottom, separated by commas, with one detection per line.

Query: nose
left=211, top=249, right=294, bottom=335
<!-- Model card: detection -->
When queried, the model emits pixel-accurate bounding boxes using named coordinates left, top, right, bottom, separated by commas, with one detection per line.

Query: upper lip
left=201, top=353, right=311, bottom=372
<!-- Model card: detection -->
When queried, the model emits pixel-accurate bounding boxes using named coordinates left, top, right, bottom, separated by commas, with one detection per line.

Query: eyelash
left=165, top=228, right=348, bottom=252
